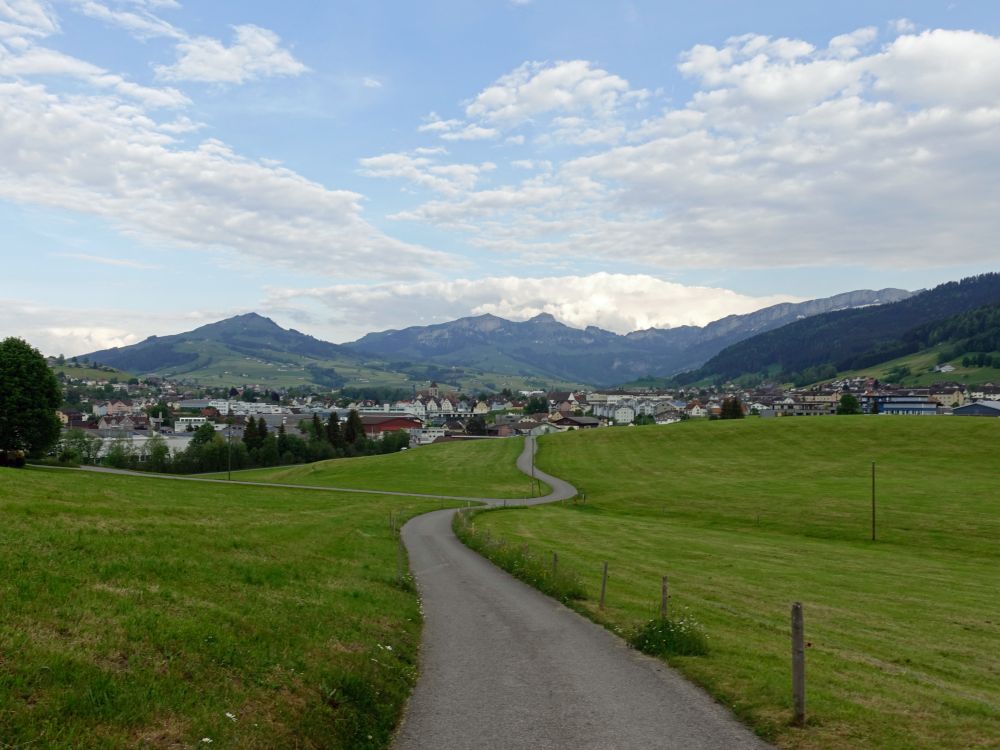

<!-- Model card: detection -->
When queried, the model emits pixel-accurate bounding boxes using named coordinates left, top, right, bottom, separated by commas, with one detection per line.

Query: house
left=486, top=423, right=515, bottom=437
left=360, top=415, right=423, bottom=439
left=175, top=416, right=209, bottom=432
left=551, top=415, right=600, bottom=429
left=611, top=405, right=636, bottom=423
left=768, top=398, right=836, bottom=417
left=97, top=415, right=148, bottom=436
left=686, top=401, right=707, bottom=418
left=878, top=395, right=939, bottom=416
left=928, top=385, right=966, bottom=407
left=953, top=400, right=1000, bottom=417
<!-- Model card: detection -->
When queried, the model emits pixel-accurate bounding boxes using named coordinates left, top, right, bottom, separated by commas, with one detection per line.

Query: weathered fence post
left=660, top=576, right=669, bottom=619
left=791, top=602, right=806, bottom=726
left=552, top=551, right=558, bottom=576
left=599, top=561, right=608, bottom=610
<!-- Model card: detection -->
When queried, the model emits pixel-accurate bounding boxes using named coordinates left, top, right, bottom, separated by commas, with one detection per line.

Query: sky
left=2, top=0, right=1000, bottom=356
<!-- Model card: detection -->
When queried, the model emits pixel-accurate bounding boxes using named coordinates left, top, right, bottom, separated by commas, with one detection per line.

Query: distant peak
left=529, top=312, right=558, bottom=324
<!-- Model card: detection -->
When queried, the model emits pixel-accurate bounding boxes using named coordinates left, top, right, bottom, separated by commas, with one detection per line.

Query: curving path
left=394, top=437, right=770, bottom=749
left=56, top=439, right=771, bottom=747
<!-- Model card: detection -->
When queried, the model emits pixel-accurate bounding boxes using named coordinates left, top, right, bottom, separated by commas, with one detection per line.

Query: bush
left=628, top=612, right=709, bottom=657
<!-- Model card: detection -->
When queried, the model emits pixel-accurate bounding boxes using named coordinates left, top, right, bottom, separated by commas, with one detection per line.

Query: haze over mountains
left=81, top=288, right=910, bottom=389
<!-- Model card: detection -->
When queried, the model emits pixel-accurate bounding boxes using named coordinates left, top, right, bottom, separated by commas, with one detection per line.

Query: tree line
left=61, top=410, right=410, bottom=474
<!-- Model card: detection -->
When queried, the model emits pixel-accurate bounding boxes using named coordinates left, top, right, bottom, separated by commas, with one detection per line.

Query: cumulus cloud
left=267, top=273, right=801, bottom=341
left=416, top=60, right=648, bottom=145
left=381, top=27, right=1000, bottom=272
left=72, top=2, right=306, bottom=86
left=155, top=24, right=308, bottom=84
left=465, top=60, right=647, bottom=126
left=359, top=150, right=495, bottom=197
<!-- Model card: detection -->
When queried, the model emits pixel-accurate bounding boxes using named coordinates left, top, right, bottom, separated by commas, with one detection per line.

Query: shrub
left=628, top=612, right=709, bottom=657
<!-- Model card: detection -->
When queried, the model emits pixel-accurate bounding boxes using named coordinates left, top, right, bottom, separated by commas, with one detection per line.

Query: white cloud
left=358, top=150, right=495, bottom=196
left=0, top=0, right=58, bottom=41
left=416, top=60, right=648, bottom=145
left=465, top=60, right=647, bottom=126
left=0, top=45, right=189, bottom=106
left=384, top=28, right=1000, bottom=272
left=0, top=80, right=446, bottom=277
left=267, top=273, right=801, bottom=341
left=827, top=26, right=877, bottom=59
left=362, top=76, right=382, bottom=88
left=71, top=0, right=183, bottom=40
left=890, top=18, right=916, bottom=35
left=155, top=24, right=308, bottom=84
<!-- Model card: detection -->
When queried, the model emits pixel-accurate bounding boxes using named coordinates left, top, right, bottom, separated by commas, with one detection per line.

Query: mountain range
left=81, top=288, right=910, bottom=390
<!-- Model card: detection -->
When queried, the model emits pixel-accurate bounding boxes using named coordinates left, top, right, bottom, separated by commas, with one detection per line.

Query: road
left=394, top=437, right=770, bottom=749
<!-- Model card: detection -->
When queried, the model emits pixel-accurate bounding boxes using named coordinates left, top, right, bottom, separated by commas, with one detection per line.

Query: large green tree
left=837, top=393, right=862, bottom=415
left=0, top=337, right=63, bottom=457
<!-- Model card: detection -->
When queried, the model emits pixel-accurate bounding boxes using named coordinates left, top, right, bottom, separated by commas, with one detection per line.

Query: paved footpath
left=395, top=437, right=771, bottom=749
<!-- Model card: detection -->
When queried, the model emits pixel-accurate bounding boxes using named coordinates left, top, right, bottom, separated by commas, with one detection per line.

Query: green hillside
left=49, top=362, right=132, bottom=381
left=686, top=272, right=1000, bottom=384
left=205, top=437, right=544, bottom=499
left=472, top=418, right=1000, bottom=749
left=836, top=344, right=1000, bottom=388
left=0, top=467, right=462, bottom=748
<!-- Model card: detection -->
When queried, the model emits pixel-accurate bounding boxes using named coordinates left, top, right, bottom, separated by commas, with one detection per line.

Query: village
left=51, top=364, right=1000, bottom=464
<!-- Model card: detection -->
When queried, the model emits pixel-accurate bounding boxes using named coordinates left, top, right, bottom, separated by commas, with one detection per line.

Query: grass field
left=471, top=417, right=1000, bottom=749
left=204, top=437, right=544, bottom=499
left=836, top=345, right=1000, bottom=388
left=0, top=467, right=461, bottom=749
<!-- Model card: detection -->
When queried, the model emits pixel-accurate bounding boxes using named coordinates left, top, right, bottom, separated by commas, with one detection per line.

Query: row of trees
left=59, top=409, right=411, bottom=474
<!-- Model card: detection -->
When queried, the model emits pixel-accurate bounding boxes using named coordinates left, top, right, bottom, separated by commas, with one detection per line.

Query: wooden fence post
left=660, top=576, right=669, bottom=619
left=552, top=551, right=558, bottom=576
left=791, top=602, right=806, bottom=726
left=599, top=561, right=608, bottom=610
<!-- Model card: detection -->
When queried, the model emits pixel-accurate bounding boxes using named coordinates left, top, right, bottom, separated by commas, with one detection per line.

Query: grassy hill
left=205, top=437, right=545, bottom=499
left=0, top=467, right=462, bottom=749
left=471, top=418, right=1000, bottom=749
left=49, top=362, right=132, bottom=381
left=686, top=272, right=1000, bottom=384
left=835, top=344, right=1000, bottom=388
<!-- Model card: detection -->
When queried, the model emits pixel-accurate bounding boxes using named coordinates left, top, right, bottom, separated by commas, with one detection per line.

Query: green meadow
left=205, top=437, right=543, bottom=499
left=0, top=467, right=461, bottom=749
left=473, top=417, right=1000, bottom=750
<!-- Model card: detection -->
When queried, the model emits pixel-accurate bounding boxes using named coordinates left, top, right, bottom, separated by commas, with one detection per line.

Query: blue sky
left=2, top=0, right=1000, bottom=355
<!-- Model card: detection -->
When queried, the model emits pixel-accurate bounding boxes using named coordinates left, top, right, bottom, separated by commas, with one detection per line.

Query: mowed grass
left=0, top=467, right=460, bottom=749
left=474, top=417, right=1000, bottom=750
left=206, top=437, right=544, bottom=499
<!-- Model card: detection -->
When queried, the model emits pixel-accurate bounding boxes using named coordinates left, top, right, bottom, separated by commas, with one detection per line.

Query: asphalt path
left=394, top=437, right=771, bottom=749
